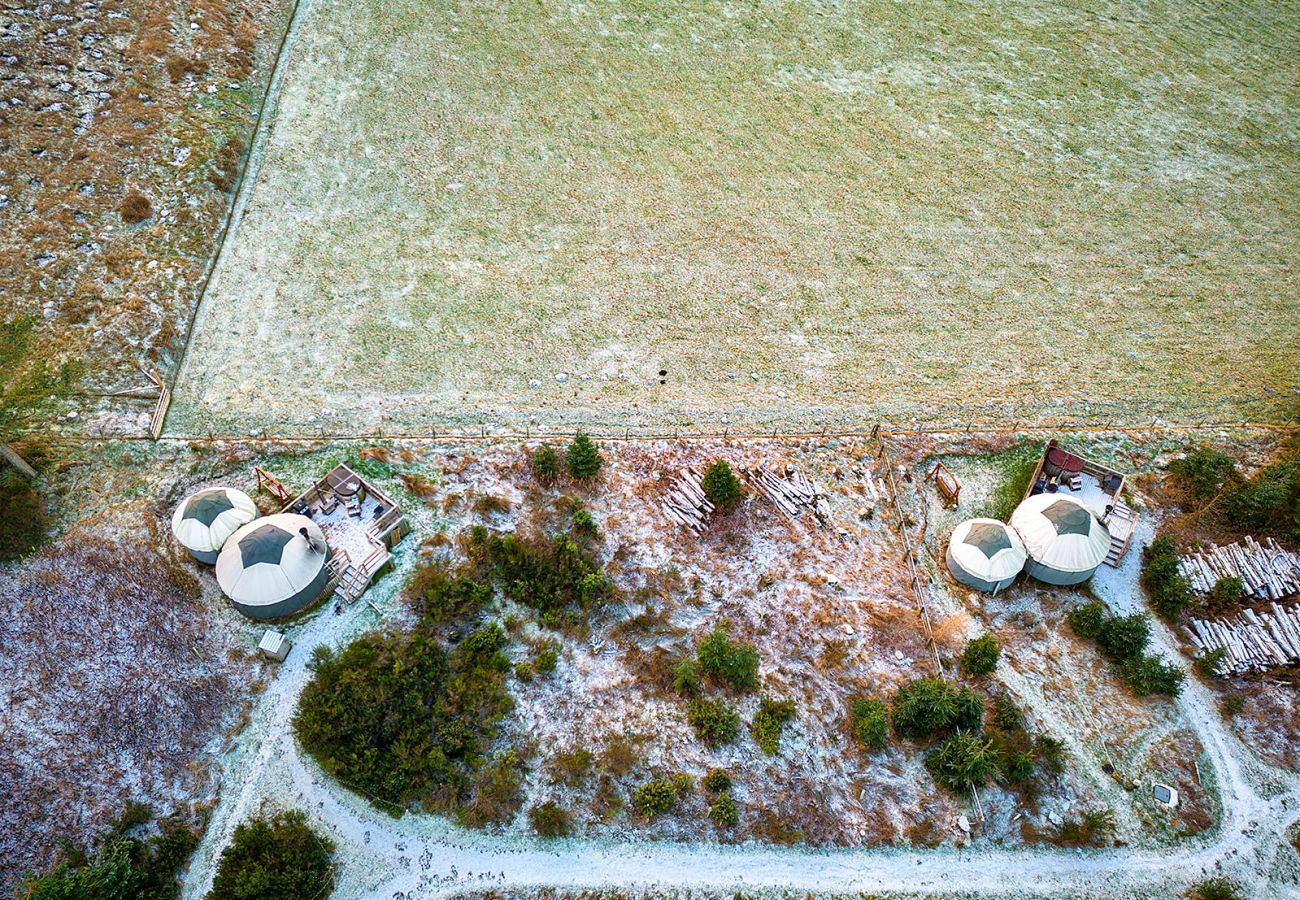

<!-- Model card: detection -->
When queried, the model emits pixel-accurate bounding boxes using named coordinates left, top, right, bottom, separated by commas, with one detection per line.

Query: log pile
left=1178, top=537, right=1300, bottom=602
left=1189, top=602, right=1300, bottom=675
left=741, top=464, right=829, bottom=524
left=660, top=468, right=715, bottom=534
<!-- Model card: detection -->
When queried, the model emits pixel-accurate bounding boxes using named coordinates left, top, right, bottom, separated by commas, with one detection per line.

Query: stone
left=957, top=814, right=970, bottom=833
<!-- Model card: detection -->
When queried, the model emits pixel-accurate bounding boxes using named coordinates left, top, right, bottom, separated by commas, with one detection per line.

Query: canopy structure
left=216, top=513, right=330, bottom=619
left=170, top=487, right=259, bottom=564
left=1010, top=493, right=1111, bottom=585
left=946, top=518, right=1028, bottom=592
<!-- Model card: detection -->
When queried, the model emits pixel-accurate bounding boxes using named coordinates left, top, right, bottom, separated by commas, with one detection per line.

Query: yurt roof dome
left=170, top=487, right=258, bottom=554
left=216, top=514, right=328, bottom=611
left=948, top=518, right=1027, bottom=583
left=1010, top=493, right=1111, bottom=575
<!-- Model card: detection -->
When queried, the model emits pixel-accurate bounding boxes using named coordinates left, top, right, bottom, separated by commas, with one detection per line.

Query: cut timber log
left=1189, top=600, right=1300, bottom=675
left=741, top=463, right=829, bottom=524
left=0, top=443, right=38, bottom=480
left=1178, top=537, right=1300, bottom=602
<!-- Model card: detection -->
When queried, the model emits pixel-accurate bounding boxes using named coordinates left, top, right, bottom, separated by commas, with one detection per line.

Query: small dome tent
left=1010, top=493, right=1111, bottom=585
left=945, top=518, right=1027, bottom=592
left=216, top=514, right=330, bottom=619
left=171, top=487, right=259, bottom=564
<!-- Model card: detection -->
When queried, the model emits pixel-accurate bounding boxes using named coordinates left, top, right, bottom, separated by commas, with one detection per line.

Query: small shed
left=258, top=629, right=291, bottom=663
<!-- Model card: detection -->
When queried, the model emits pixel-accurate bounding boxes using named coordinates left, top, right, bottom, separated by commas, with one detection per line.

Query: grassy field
left=171, top=0, right=1300, bottom=435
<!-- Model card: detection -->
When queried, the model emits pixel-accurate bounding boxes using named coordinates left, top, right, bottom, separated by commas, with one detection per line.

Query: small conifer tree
left=566, top=431, right=603, bottom=480
left=701, top=459, right=743, bottom=512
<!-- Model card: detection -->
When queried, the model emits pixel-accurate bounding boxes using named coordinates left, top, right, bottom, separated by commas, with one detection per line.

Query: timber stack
left=741, top=464, right=829, bottom=524
left=1177, top=537, right=1300, bottom=602
left=661, top=467, right=714, bottom=534
left=1189, top=602, right=1300, bottom=675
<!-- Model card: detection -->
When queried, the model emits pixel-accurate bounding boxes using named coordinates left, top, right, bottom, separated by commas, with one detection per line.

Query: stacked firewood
left=1178, top=536, right=1300, bottom=602
left=741, top=464, right=829, bottom=524
left=661, top=468, right=714, bottom=534
left=1189, top=602, right=1300, bottom=674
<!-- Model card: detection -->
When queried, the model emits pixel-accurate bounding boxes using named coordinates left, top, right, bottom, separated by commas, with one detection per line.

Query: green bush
left=294, top=619, right=515, bottom=818
left=1066, top=600, right=1107, bottom=640
left=412, top=565, right=494, bottom=626
left=671, top=771, right=695, bottom=793
left=1226, top=455, right=1299, bottom=539
left=571, top=507, right=600, bottom=538
left=1003, top=750, right=1035, bottom=784
left=702, top=768, right=732, bottom=794
left=1049, top=809, right=1115, bottom=848
left=1194, top=647, right=1226, bottom=678
left=19, top=810, right=198, bottom=900
left=1207, top=575, right=1244, bottom=613
left=1097, top=613, right=1151, bottom=664
left=695, top=627, right=760, bottom=692
left=632, top=779, right=678, bottom=817
left=891, top=678, right=984, bottom=740
left=686, top=698, right=741, bottom=746
left=1187, top=877, right=1244, bottom=900
left=534, top=641, right=560, bottom=674
left=514, top=660, right=535, bottom=682
left=208, top=811, right=333, bottom=900
left=751, top=697, right=796, bottom=755
left=1120, top=653, right=1184, bottom=696
left=992, top=694, right=1022, bottom=731
left=925, top=732, right=1001, bottom=792
left=849, top=697, right=888, bottom=751
left=533, top=444, right=562, bottom=483
left=467, top=525, right=611, bottom=628
left=670, top=656, right=701, bottom=696
left=960, top=634, right=1000, bottom=676
left=528, top=802, right=573, bottom=837
left=566, top=432, right=603, bottom=480
left=708, top=791, right=739, bottom=827
left=1143, top=534, right=1191, bottom=623
left=1169, top=447, right=1238, bottom=500
left=701, top=459, right=743, bottom=512
left=548, top=748, right=592, bottom=787
left=1034, top=735, right=1066, bottom=776
left=0, top=471, right=48, bottom=562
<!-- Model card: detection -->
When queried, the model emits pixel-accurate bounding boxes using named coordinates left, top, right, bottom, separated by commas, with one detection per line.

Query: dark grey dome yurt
left=170, top=487, right=259, bottom=564
left=215, top=514, right=330, bottom=619
left=945, top=518, right=1028, bottom=592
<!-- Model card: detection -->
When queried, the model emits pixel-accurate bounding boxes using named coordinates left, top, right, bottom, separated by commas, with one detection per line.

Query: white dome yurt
left=216, top=514, right=330, bottom=619
left=946, top=518, right=1027, bottom=593
left=171, top=487, right=259, bottom=564
left=1010, top=493, right=1111, bottom=585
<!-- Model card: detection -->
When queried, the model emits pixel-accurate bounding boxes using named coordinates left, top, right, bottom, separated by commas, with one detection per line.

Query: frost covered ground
left=169, top=0, right=1300, bottom=436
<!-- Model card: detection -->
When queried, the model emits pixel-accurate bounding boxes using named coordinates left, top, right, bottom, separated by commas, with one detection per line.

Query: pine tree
left=701, top=459, right=743, bottom=512
left=566, top=431, right=602, bottom=480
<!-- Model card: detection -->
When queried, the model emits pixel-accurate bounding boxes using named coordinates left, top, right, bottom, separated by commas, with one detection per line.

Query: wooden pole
left=0, top=442, right=38, bottom=480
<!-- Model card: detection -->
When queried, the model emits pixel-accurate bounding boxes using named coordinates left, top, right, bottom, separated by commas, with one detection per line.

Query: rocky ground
left=0, top=0, right=292, bottom=435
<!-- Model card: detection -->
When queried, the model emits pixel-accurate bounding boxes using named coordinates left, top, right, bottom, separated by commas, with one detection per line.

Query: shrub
left=751, top=697, right=796, bottom=754
left=1003, top=750, right=1035, bottom=784
left=1066, top=600, right=1107, bottom=640
left=1049, top=809, right=1115, bottom=848
left=1120, top=653, right=1184, bottom=697
left=19, top=810, right=198, bottom=900
left=708, top=791, right=739, bottom=827
left=0, top=471, right=48, bottom=562
left=571, top=507, right=599, bottom=538
left=566, top=432, right=603, bottom=480
left=548, top=748, right=592, bottom=787
left=597, top=735, right=639, bottom=777
left=412, top=565, right=493, bottom=626
left=1187, top=877, right=1244, bottom=900
left=462, top=749, right=527, bottom=828
left=294, top=620, right=515, bottom=818
left=1097, top=613, right=1151, bottom=664
left=515, top=660, right=535, bottom=682
left=670, top=656, right=700, bottom=696
left=961, top=634, right=1000, bottom=676
left=671, top=772, right=695, bottom=793
left=1220, top=694, right=1245, bottom=718
left=696, top=627, right=760, bottom=692
left=1169, top=447, right=1238, bottom=500
left=702, top=768, right=732, bottom=794
left=891, top=677, right=957, bottom=740
left=467, top=526, right=611, bottom=627
left=950, top=686, right=985, bottom=732
left=1207, top=576, right=1244, bottom=613
left=528, top=802, right=573, bottom=838
left=849, top=697, right=888, bottom=751
left=208, top=810, right=333, bottom=900
left=632, top=779, right=678, bottom=817
left=1034, top=735, right=1066, bottom=776
left=119, top=192, right=152, bottom=223
left=533, top=444, right=562, bottom=483
left=686, top=698, right=741, bottom=747
left=1225, top=454, right=1300, bottom=539
left=993, top=694, right=1022, bottom=731
left=701, top=459, right=743, bottom=512
left=925, top=732, right=1001, bottom=792
left=1193, top=648, right=1226, bottom=679
left=534, top=641, right=560, bottom=674
left=1143, top=535, right=1191, bottom=623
